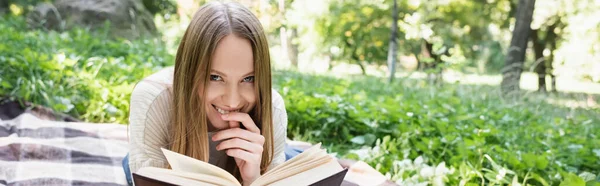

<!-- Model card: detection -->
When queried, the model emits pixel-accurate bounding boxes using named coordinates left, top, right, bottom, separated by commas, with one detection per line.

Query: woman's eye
left=242, top=76, right=255, bottom=83
left=210, top=75, right=222, bottom=81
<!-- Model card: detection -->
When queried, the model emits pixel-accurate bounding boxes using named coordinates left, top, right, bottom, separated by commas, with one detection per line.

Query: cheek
left=203, top=83, right=221, bottom=105
left=241, top=86, right=257, bottom=107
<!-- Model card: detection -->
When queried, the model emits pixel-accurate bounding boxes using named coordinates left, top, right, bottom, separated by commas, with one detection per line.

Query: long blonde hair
left=169, top=1, right=273, bottom=180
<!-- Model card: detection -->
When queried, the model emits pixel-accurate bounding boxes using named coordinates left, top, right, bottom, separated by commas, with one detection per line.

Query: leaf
left=350, top=134, right=376, bottom=145
left=577, top=172, right=596, bottom=182
left=350, top=135, right=366, bottom=145
left=535, top=155, right=549, bottom=170
left=531, top=172, right=550, bottom=186
left=586, top=181, right=600, bottom=186
left=522, top=153, right=537, bottom=168
left=559, top=173, right=586, bottom=186
left=1, top=81, right=12, bottom=89
left=512, top=175, right=521, bottom=186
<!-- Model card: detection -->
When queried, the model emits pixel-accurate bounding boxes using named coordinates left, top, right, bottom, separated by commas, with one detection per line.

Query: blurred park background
left=1, top=0, right=599, bottom=185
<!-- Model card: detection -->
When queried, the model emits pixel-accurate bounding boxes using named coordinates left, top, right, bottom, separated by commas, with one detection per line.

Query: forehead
left=211, top=35, right=254, bottom=76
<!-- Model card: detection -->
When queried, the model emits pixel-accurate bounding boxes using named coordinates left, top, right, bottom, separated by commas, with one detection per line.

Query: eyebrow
left=210, top=69, right=255, bottom=78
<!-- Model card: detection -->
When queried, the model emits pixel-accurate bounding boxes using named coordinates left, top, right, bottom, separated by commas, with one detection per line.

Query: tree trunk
left=387, top=0, right=398, bottom=83
left=278, top=0, right=290, bottom=67
left=500, top=0, right=536, bottom=96
left=287, top=28, right=299, bottom=68
left=548, top=45, right=557, bottom=93
left=421, top=40, right=443, bottom=85
left=0, top=0, right=8, bottom=15
left=531, top=29, right=547, bottom=93
left=351, top=55, right=367, bottom=75
left=546, top=22, right=559, bottom=93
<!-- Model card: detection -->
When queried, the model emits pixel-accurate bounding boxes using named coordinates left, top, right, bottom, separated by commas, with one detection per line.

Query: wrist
left=242, top=174, right=260, bottom=186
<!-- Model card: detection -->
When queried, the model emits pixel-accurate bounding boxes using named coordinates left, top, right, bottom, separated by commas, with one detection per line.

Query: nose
left=223, top=84, right=242, bottom=109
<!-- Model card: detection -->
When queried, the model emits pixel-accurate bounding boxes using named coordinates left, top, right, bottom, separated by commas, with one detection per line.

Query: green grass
left=2, top=15, right=599, bottom=185
left=0, top=16, right=173, bottom=123
left=274, top=71, right=599, bottom=185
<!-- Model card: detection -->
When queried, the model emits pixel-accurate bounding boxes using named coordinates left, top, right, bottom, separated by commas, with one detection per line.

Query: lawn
left=1, top=15, right=599, bottom=185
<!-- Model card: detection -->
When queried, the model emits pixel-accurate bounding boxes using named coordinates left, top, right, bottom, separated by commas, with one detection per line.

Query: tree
left=316, top=0, right=397, bottom=75
left=0, top=1, right=8, bottom=15
left=142, top=0, right=177, bottom=16
left=501, top=0, right=536, bottom=96
left=278, top=0, right=299, bottom=68
left=387, top=0, right=398, bottom=83
left=530, top=16, right=564, bottom=93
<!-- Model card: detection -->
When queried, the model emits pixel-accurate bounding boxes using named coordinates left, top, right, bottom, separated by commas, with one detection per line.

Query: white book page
left=161, top=148, right=239, bottom=185
left=264, top=159, right=343, bottom=186
left=136, top=167, right=221, bottom=186
left=260, top=143, right=323, bottom=178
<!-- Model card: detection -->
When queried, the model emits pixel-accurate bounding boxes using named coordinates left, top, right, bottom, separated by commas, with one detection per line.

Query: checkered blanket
left=0, top=113, right=129, bottom=186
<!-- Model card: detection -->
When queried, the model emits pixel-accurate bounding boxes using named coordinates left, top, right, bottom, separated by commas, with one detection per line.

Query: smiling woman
left=122, top=2, right=288, bottom=186
left=205, top=35, right=257, bottom=131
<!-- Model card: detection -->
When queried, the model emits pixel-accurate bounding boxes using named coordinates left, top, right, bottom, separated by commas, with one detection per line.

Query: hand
left=212, top=112, right=265, bottom=186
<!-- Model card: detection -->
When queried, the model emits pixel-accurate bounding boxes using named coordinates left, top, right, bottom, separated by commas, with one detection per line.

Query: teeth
left=215, top=106, right=239, bottom=115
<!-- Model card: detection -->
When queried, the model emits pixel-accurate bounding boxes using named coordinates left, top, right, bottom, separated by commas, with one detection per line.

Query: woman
left=122, top=2, right=288, bottom=186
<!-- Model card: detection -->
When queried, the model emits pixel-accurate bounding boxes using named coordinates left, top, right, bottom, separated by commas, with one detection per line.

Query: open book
left=132, top=143, right=348, bottom=186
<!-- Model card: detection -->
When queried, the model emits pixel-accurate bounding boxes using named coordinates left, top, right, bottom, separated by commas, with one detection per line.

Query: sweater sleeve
left=267, top=90, right=288, bottom=171
left=127, top=80, right=171, bottom=173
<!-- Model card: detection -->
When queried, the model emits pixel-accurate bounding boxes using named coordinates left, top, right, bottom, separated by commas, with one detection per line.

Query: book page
left=258, top=158, right=343, bottom=186
left=161, top=148, right=239, bottom=185
left=252, top=143, right=343, bottom=186
left=260, top=143, right=323, bottom=177
left=136, top=167, right=221, bottom=186
left=344, top=161, right=388, bottom=186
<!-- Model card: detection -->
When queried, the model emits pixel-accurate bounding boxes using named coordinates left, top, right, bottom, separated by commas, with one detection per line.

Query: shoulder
left=132, top=67, right=174, bottom=95
left=270, top=89, right=287, bottom=132
left=271, top=89, right=285, bottom=111
left=271, top=89, right=287, bottom=125
left=130, top=67, right=174, bottom=106
left=129, top=67, right=174, bottom=127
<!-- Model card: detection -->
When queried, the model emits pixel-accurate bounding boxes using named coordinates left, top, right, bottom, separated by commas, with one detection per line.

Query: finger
left=221, top=112, right=260, bottom=134
left=229, top=120, right=240, bottom=128
left=226, top=149, right=260, bottom=165
left=212, top=128, right=265, bottom=144
left=216, top=138, right=263, bottom=154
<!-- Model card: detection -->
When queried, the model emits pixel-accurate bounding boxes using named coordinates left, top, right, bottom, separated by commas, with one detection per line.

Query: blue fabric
left=284, top=143, right=304, bottom=161
left=122, top=153, right=133, bottom=186
left=121, top=144, right=305, bottom=185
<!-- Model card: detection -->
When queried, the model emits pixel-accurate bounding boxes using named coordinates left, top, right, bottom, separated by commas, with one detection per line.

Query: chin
left=207, top=116, right=228, bottom=130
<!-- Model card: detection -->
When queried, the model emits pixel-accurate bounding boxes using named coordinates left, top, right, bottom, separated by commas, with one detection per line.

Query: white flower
left=496, top=168, right=506, bottom=180
left=420, top=166, right=435, bottom=178
left=432, top=176, right=445, bottom=186
left=414, top=156, right=424, bottom=165
left=435, top=162, right=450, bottom=175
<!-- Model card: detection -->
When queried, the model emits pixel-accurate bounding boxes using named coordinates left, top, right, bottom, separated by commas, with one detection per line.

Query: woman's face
left=204, top=34, right=256, bottom=131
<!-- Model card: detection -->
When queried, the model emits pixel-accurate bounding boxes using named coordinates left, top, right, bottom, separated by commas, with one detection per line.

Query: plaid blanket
left=0, top=113, right=129, bottom=186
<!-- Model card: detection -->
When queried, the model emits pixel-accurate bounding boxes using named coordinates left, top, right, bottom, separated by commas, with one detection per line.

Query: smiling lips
left=213, top=105, right=240, bottom=115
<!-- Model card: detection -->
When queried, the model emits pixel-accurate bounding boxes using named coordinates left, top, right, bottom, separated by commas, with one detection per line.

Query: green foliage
left=315, top=0, right=395, bottom=69
left=142, top=0, right=178, bottom=17
left=314, top=0, right=514, bottom=73
left=4, top=0, right=51, bottom=16
left=273, top=70, right=600, bottom=185
left=0, top=16, right=173, bottom=123
left=2, top=11, right=599, bottom=186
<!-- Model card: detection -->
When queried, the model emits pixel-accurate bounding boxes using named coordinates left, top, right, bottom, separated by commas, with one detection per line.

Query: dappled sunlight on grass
left=546, top=95, right=599, bottom=109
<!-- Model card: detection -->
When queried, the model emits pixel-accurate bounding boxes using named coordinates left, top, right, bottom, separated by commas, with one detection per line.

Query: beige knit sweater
left=127, top=67, right=288, bottom=174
